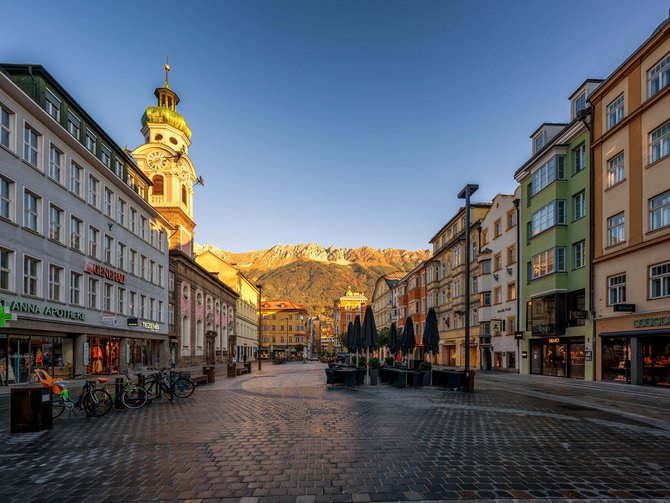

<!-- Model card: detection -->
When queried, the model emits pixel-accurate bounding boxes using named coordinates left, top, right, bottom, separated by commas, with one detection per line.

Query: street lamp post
left=458, top=183, right=478, bottom=392
left=256, top=284, right=262, bottom=370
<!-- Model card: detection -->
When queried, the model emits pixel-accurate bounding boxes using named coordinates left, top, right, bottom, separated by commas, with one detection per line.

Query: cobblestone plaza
left=2, top=362, right=670, bottom=503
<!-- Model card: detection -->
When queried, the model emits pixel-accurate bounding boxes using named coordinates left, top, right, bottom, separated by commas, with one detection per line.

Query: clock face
left=147, top=151, right=168, bottom=170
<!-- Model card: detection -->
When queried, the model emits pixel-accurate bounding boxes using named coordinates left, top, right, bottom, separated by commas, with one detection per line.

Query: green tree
left=377, top=327, right=389, bottom=348
left=295, top=343, right=305, bottom=353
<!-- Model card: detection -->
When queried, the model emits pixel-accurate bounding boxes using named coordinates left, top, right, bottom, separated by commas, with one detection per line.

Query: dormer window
left=534, top=132, right=545, bottom=154
left=573, top=92, right=586, bottom=116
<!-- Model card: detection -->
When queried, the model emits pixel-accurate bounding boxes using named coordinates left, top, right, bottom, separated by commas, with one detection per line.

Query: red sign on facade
left=86, top=263, right=125, bottom=284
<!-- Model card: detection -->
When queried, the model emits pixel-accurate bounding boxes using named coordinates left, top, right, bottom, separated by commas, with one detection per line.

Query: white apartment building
left=0, top=65, right=169, bottom=385
left=477, top=191, right=520, bottom=371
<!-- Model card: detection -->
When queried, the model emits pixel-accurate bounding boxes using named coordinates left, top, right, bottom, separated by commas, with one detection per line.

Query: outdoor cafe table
left=385, top=368, right=421, bottom=388
left=333, top=367, right=359, bottom=386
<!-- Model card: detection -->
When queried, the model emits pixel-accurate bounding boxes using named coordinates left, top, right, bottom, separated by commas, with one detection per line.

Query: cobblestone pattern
left=1, top=364, right=670, bottom=503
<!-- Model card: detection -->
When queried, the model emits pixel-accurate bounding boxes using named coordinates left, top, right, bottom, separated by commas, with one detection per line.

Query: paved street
left=2, top=362, right=670, bottom=503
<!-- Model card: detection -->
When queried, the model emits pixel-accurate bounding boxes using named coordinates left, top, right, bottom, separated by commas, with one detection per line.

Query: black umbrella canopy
left=345, top=322, right=354, bottom=352
left=353, top=315, right=363, bottom=351
left=401, top=317, right=416, bottom=355
left=362, top=305, right=377, bottom=350
left=388, top=322, right=398, bottom=354
left=424, top=308, right=440, bottom=355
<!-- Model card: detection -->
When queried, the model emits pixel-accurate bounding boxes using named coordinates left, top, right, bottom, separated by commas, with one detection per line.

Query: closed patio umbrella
left=362, top=305, right=378, bottom=384
left=352, top=315, right=362, bottom=367
left=401, top=316, right=416, bottom=368
left=423, top=308, right=440, bottom=358
left=345, top=321, right=354, bottom=354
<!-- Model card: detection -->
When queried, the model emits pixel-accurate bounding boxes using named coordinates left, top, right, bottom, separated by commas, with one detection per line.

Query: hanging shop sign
left=86, top=263, right=125, bottom=284
left=633, top=315, right=670, bottom=328
left=127, top=318, right=139, bottom=327
left=569, top=309, right=588, bottom=320
left=614, top=304, right=636, bottom=313
left=1, top=299, right=85, bottom=321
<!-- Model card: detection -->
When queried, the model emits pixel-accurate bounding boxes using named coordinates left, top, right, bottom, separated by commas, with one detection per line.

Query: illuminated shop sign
left=142, top=321, right=160, bottom=331
left=86, top=263, right=125, bottom=284
left=633, top=315, right=670, bottom=328
left=1, top=300, right=85, bottom=320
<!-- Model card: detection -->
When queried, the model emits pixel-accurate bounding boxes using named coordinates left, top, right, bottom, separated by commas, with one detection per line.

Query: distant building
left=394, top=262, right=428, bottom=356
left=371, top=272, right=405, bottom=330
left=195, top=250, right=259, bottom=362
left=333, top=287, right=367, bottom=343
left=259, top=300, right=308, bottom=359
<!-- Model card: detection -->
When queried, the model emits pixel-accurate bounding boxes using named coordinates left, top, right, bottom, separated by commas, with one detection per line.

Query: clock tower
left=133, top=64, right=199, bottom=257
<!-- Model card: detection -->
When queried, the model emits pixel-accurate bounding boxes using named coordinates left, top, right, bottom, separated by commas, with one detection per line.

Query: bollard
left=115, top=377, right=124, bottom=409
left=258, top=359, right=262, bottom=371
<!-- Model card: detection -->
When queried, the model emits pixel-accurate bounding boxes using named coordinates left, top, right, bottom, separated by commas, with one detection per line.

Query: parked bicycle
left=96, top=376, right=149, bottom=409
left=34, top=369, right=112, bottom=418
left=141, top=370, right=174, bottom=401
left=167, top=371, right=195, bottom=398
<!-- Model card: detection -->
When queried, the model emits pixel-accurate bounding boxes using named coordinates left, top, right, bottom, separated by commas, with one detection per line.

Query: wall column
left=74, top=333, right=87, bottom=376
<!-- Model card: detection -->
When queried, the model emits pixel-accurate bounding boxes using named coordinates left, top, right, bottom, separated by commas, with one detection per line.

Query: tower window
left=153, top=175, right=164, bottom=195
left=181, top=185, right=187, bottom=206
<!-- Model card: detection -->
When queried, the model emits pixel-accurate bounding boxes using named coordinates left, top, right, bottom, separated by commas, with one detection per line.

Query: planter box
left=368, top=368, right=379, bottom=386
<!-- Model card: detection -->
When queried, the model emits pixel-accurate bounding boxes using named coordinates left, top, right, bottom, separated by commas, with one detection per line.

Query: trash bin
left=11, top=386, right=53, bottom=433
left=464, top=370, right=476, bottom=392
left=244, top=362, right=251, bottom=375
left=227, top=364, right=236, bottom=378
left=257, top=359, right=262, bottom=371
left=203, top=366, right=215, bottom=383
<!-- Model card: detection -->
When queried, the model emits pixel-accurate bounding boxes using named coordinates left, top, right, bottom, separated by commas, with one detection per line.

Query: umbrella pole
left=366, top=348, right=369, bottom=385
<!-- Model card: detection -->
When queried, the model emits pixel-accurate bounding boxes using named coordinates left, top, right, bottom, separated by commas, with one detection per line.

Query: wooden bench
left=235, top=366, right=248, bottom=376
left=191, top=374, right=209, bottom=385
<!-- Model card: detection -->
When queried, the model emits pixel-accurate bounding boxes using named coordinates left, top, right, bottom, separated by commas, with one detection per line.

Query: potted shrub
left=368, top=357, right=380, bottom=385
left=419, top=361, right=433, bottom=386
left=384, top=356, right=394, bottom=367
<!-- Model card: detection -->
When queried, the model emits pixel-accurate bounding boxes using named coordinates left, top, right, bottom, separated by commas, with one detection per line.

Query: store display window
left=0, top=335, right=72, bottom=385
left=642, top=337, right=670, bottom=386
left=88, top=337, right=120, bottom=375
left=602, top=337, right=630, bottom=383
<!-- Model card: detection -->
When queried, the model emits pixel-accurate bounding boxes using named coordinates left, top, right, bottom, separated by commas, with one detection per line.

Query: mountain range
left=194, top=243, right=431, bottom=319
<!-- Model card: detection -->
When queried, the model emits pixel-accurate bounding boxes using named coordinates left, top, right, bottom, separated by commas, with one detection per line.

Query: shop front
left=598, top=311, right=670, bottom=386
left=529, top=337, right=585, bottom=378
left=0, top=334, right=74, bottom=385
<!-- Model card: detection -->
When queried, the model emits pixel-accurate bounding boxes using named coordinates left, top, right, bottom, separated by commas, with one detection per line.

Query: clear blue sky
left=3, top=1, right=669, bottom=252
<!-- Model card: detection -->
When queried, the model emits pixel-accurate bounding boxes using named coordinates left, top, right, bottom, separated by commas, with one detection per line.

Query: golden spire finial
left=164, top=54, right=170, bottom=87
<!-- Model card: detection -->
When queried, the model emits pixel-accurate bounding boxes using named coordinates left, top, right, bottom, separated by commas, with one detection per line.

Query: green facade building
left=515, top=80, right=602, bottom=380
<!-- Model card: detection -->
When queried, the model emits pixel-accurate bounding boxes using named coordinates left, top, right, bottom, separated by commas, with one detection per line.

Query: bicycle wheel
left=143, top=379, right=161, bottom=400
left=121, top=385, right=148, bottom=409
left=173, top=377, right=195, bottom=398
left=83, top=388, right=113, bottom=417
left=161, top=384, right=174, bottom=401
left=52, top=395, right=65, bottom=418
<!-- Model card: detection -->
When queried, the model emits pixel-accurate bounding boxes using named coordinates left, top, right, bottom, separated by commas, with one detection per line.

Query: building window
left=118, top=287, right=126, bottom=314
left=149, top=298, right=155, bottom=320
left=70, top=161, right=82, bottom=196
left=88, top=277, right=98, bottom=309
left=104, top=188, right=113, bottom=217
left=70, top=272, right=82, bottom=305
left=88, top=175, right=99, bottom=207
left=130, top=249, right=137, bottom=275
left=23, top=125, right=39, bottom=166
left=149, top=260, right=155, bottom=283
left=650, top=120, right=670, bottom=164
left=45, top=89, right=60, bottom=121
left=158, top=264, right=164, bottom=287
left=607, top=94, right=624, bottom=129
left=117, top=242, right=126, bottom=270
left=607, top=152, right=624, bottom=187
left=493, top=286, right=502, bottom=304
left=152, top=175, right=164, bottom=195
left=506, top=209, right=516, bottom=230
left=481, top=228, right=489, bottom=245
left=23, top=256, right=40, bottom=296
left=493, top=218, right=502, bottom=238
left=114, top=159, right=123, bottom=178
left=169, top=271, right=175, bottom=293
left=100, top=145, right=111, bottom=167
left=48, top=204, right=63, bottom=242
left=506, top=245, right=516, bottom=266
left=529, top=247, right=566, bottom=280
left=130, top=208, right=136, bottom=234
left=648, top=52, right=670, bottom=98
left=480, top=260, right=491, bottom=274
left=88, top=226, right=99, bottom=258
left=574, top=92, right=586, bottom=116
left=182, top=185, right=187, bottom=205
left=140, top=295, right=146, bottom=318
left=650, top=262, right=670, bottom=299
left=85, top=128, right=96, bottom=153
left=507, top=282, right=516, bottom=301
left=480, top=291, right=491, bottom=306
left=493, top=252, right=502, bottom=271
left=608, top=274, right=626, bottom=305
left=118, top=198, right=126, bottom=226
left=650, top=191, right=670, bottom=231
left=573, top=143, right=586, bottom=174
left=103, top=283, right=113, bottom=312
left=572, top=190, right=585, bottom=220
left=140, top=216, right=147, bottom=240
left=607, top=213, right=625, bottom=247
left=48, top=264, right=63, bottom=301
left=104, top=235, right=113, bottom=264
left=67, top=111, right=80, bottom=139
left=23, top=190, right=40, bottom=232
left=530, top=155, right=565, bottom=196
left=534, top=133, right=545, bottom=154
left=1, top=103, right=13, bottom=149
left=49, top=144, right=63, bottom=182
left=573, top=241, right=585, bottom=269
left=129, top=291, right=136, bottom=316
left=140, top=255, right=146, bottom=279
left=158, top=300, right=163, bottom=322
left=0, top=247, right=14, bottom=291
left=531, top=200, right=566, bottom=236
left=69, top=216, right=82, bottom=250
left=1, top=175, right=14, bottom=221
